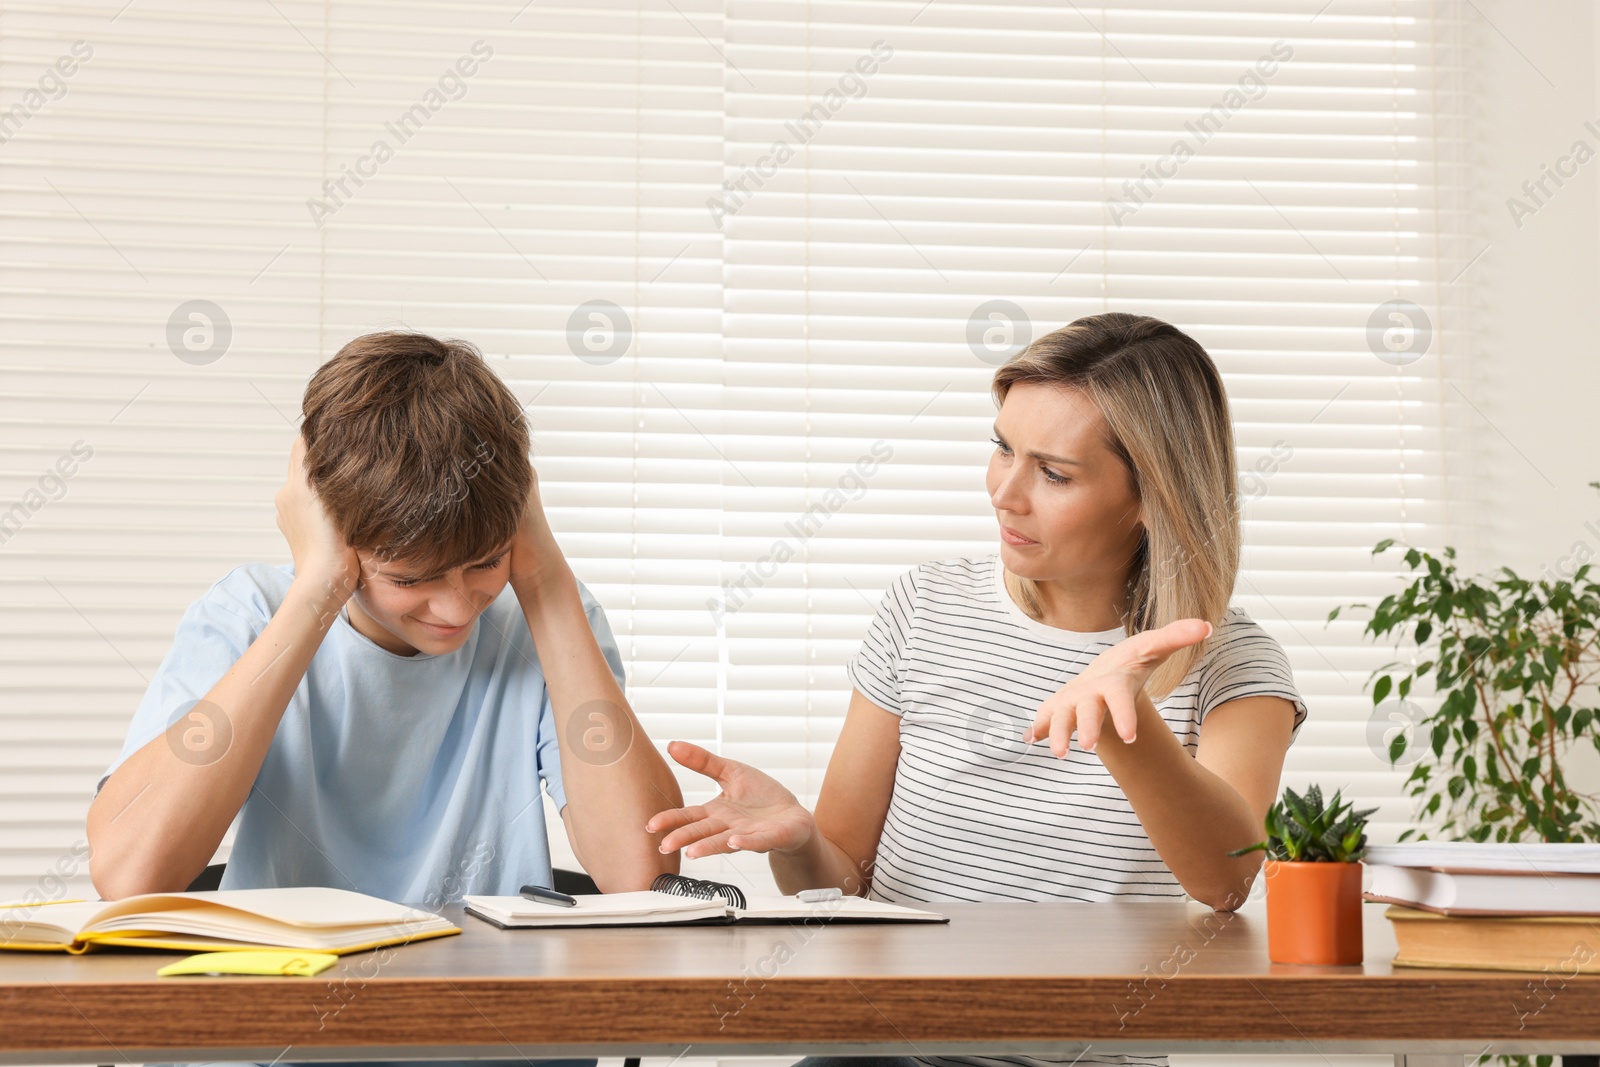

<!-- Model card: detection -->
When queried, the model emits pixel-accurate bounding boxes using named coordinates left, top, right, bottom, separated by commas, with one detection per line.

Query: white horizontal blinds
left=0, top=0, right=730, bottom=895
left=717, top=4, right=1001, bottom=808
left=717, top=0, right=1469, bottom=841
left=309, top=1, right=727, bottom=769
left=0, top=2, right=326, bottom=899
left=308, top=0, right=727, bottom=877
left=1127, top=4, right=1467, bottom=840
left=0, top=0, right=1471, bottom=907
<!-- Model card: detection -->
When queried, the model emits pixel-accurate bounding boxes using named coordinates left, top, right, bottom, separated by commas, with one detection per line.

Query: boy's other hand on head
left=508, top=470, right=568, bottom=591
left=276, top=434, right=360, bottom=598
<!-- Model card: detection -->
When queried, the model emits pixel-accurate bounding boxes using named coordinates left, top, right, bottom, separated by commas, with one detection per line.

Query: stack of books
left=1363, top=842, right=1600, bottom=972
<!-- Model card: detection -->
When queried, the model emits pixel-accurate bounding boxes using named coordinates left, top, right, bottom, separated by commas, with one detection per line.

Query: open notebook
left=465, top=877, right=946, bottom=929
left=0, top=887, right=460, bottom=954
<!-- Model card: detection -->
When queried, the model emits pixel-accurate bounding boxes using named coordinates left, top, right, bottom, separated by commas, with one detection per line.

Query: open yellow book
left=0, top=887, right=459, bottom=955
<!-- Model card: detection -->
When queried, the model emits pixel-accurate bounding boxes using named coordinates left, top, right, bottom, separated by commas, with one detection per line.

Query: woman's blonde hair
left=991, top=312, right=1239, bottom=698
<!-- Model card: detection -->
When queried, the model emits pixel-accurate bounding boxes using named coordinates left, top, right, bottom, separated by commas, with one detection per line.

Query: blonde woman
left=647, top=312, right=1307, bottom=1067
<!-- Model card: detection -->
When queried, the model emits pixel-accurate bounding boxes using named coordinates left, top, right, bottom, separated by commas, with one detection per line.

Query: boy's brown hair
left=299, top=331, right=531, bottom=579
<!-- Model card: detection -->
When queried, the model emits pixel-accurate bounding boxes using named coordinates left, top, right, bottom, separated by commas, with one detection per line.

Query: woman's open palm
left=646, top=741, right=816, bottom=859
left=1027, top=618, right=1213, bottom=755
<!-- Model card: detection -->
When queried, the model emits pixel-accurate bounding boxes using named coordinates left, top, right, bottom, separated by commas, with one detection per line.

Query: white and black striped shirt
left=845, top=555, right=1308, bottom=1067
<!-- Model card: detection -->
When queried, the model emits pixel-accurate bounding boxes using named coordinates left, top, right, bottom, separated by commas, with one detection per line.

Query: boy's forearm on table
left=1095, top=692, right=1265, bottom=910
left=560, top=760, right=683, bottom=891
left=513, top=565, right=683, bottom=891
left=558, top=737, right=684, bottom=891
left=87, top=577, right=344, bottom=898
left=511, top=561, right=626, bottom=709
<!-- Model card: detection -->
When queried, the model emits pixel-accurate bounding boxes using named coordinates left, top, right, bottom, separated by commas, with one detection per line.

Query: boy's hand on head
left=275, top=435, right=360, bottom=598
left=1026, top=618, right=1213, bottom=757
left=508, top=470, right=567, bottom=590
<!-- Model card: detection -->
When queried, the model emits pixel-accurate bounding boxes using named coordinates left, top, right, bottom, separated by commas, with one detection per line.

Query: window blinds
left=0, top=0, right=1469, bottom=901
left=713, top=0, right=1471, bottom=868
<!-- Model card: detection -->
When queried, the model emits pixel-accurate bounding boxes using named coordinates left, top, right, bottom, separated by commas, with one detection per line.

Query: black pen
left=520, top=883, right=578, bottom=908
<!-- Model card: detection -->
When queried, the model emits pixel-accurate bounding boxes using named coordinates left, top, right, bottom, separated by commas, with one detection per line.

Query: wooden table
left=1, top=901, right=1596, bottom=1065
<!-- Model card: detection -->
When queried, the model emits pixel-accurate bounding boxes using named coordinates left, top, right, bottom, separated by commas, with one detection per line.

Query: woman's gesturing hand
left=646, top=741, right=817, bottom=859
left=1026, top=618, right=1213, bottom=756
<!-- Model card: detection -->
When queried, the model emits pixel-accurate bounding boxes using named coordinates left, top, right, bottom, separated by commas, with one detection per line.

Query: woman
left=647, top=312, right=1308, bottom=1067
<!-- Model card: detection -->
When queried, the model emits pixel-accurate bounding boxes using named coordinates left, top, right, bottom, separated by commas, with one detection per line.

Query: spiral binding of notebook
left=650, top=872, right=748, bottom=910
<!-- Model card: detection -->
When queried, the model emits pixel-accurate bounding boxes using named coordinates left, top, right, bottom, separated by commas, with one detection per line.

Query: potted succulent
left=1229, top=784, right=1376, bottom=965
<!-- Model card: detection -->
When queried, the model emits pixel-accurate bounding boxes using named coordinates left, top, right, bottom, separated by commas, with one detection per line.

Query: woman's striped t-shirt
left=844, top=554, right=1308, bottom=1067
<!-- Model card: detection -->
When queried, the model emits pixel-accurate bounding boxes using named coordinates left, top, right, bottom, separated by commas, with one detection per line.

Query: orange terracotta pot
left=1263, top=859, right=1364, bottom=965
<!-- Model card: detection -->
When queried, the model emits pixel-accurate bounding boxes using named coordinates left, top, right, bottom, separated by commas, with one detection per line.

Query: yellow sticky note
left=156, top=950, right=338, bottom=977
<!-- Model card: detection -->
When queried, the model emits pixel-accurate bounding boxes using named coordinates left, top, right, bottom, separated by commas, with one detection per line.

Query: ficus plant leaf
left=1336, top=531, right=1600, bottom=847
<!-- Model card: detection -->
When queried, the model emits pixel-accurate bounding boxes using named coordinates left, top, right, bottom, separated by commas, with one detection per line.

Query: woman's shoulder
left=1199, top=605, right=1291, bottom=666
left=859, top=555, right=1001, bottom=638
left=892, top=553, right=1000, bottom=597
left=1211, top=603, right=1269, bottom=638
left=1190, top=605, right=1305, bottom=720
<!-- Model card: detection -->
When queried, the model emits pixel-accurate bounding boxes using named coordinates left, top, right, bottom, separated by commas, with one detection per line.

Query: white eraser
left=797, top=887, right=842, bottom=903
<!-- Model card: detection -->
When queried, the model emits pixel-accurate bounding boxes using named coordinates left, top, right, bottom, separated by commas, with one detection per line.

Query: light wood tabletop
left=1, top=900, right=1596, bottom=1064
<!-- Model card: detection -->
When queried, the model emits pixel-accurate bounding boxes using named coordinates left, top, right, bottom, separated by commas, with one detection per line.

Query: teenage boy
left=87, top=332, right=681, bottom=905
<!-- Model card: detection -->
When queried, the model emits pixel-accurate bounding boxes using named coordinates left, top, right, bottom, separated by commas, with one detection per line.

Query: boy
left=87, top=331, right=681, bottom=908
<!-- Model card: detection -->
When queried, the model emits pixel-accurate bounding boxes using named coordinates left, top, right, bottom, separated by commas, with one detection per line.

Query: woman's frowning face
left=985, top=381, right=1145, bottom=588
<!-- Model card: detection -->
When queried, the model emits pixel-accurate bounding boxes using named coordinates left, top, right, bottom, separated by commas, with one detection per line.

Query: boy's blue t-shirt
left=98, top=562, right=626, bottom=907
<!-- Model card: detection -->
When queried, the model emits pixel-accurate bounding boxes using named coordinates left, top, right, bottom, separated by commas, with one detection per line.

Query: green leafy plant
left=1331, top=538, right=1600, bottom=844
left=1228, top=784, right=1375, bottom=862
